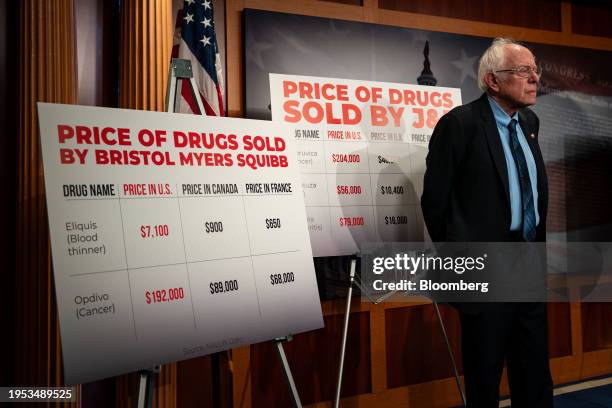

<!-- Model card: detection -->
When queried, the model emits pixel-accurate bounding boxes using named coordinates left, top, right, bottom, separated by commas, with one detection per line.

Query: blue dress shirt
left=487, top=96, right=540, bottom=230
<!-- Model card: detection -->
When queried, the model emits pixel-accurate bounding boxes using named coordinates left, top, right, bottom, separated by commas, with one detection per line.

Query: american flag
left=172, top=0, right=225, bottom=115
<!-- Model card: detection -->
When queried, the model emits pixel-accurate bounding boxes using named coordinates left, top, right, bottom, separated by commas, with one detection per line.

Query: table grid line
left=68, top=250, right=302, bottom=277
left=176, top=183, right=198, bottom=329
left=118, top=194, right=139, bottom=340
left=239, top=195, right=264, bottom=322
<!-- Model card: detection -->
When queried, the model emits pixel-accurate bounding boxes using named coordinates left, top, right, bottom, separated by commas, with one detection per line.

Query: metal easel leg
left=333, top=258, right=357, bottom=408
left=433, top=301, right=466, bottom=407
left=136, top=366, right=160, bottom=408
left=275, top=336, right=302, bottom=408
left=165, top=58, right=205, bottom=114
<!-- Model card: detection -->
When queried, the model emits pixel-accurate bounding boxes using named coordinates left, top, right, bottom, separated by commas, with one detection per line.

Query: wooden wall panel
left=0, top=0, right=18, bottom=389
left=250, top=312, right=371, bottom=407
left=119, top=0, right=173, bottom=111
left=178, top=357, right=214, bottom=407
left=323, top=0, right=363, bottom=5
left=582, top=302, right=612, bottom=352
left=16, top=3, right=78, bottom=406
left=102, top=0, right=122, bottom=107
left=385, top=303, right=572, bottom=388
left=548, top=303, right=572, bottom=358
left=177, top=354, right=233, bottom=407
left=581, top=349, right=612, bottom=379
left=80, top=377, right=117, bottom=408
left=571, top=0, right=612, bottom=38
left=385, top=304, right=462, bottom=388
left=378, top=0, right=562, bottom=31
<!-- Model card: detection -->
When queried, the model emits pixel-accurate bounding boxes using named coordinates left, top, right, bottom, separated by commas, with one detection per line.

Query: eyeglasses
left=494, top=65, right=542, bottom=78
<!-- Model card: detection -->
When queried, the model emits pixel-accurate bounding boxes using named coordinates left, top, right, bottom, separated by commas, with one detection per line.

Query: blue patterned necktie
left=508, top=119, right=536, bottom=242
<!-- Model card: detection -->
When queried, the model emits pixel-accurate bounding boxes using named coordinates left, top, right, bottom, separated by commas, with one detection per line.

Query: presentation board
left=37, top=103, right=323, bottom=385
left=269, top=74, right=462, bottom=256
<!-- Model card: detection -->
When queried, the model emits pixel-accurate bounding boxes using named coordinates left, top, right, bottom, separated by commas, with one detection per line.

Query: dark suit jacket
left=422, top=93, right=548, bottom=243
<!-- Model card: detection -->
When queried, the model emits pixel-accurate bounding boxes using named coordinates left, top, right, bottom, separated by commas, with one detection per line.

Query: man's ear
left=485, top=72, right=500, bottom=93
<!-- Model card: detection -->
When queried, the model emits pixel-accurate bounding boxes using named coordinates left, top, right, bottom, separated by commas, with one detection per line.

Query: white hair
left=477, top=38, right=524, bottom=92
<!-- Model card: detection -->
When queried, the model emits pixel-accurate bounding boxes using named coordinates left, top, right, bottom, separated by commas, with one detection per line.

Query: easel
left=165, top=58, right=206, bottom=114
left=333, top=257, right=358, bottom=408
left=433, top=301, right=466, bottom=407
left=333, top=253, right=467, bottom=408
left=134, top=58, right=207, bottom=408
left=333, top=255, right=378, bottom=408
left=334, top=253, right=372, bottom=408
left=275, top=335, right=303, bottom=408
left=136, top=366, right=159, bottom=408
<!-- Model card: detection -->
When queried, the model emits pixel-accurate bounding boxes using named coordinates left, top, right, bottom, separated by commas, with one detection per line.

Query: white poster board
left=269, top=74, right=462, bottom=256
left=38, top=103, right=323, bottom=384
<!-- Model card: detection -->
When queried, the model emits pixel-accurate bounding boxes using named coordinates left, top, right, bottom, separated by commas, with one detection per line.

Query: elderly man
left=421, top=38, right=552, bottom=407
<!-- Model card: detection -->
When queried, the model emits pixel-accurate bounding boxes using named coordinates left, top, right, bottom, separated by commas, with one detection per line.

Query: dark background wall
left=0, top=0, right=18, bottom=388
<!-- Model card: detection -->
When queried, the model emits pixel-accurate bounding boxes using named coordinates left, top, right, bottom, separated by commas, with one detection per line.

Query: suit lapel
left=479, top=94, right=510, bottom=206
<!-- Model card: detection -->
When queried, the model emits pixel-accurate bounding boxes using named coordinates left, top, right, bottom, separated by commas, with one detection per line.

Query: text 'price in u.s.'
left=209, top=279, right=239, bottom=294
left=145, top=287, right=184, bottom=304
left=270, top=272, right=295, bottom=285
left=140, top=224, right=169, bottom=238
left=266, top=218, right=281, bottom=229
